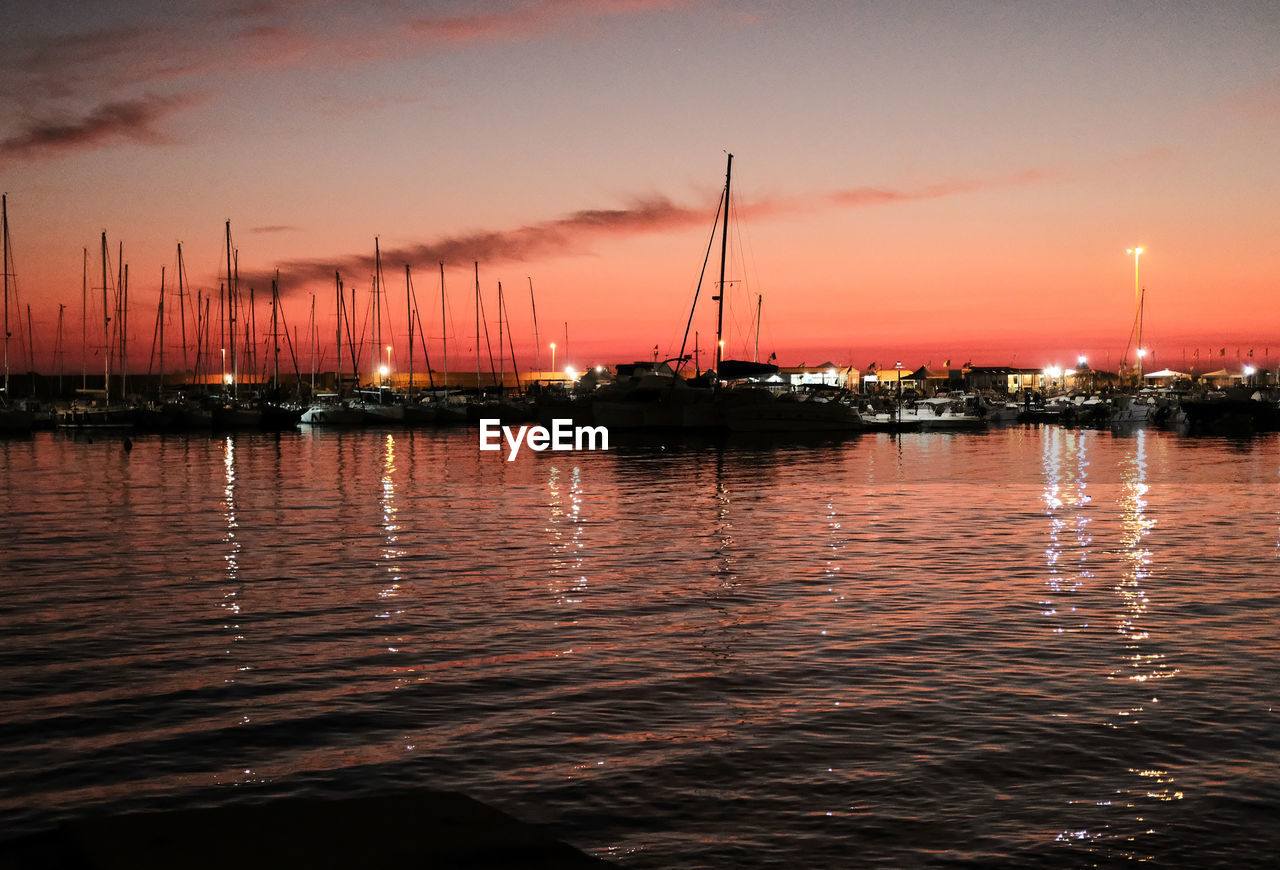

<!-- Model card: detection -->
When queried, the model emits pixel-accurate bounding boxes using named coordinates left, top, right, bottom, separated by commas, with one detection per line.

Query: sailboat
left=592, top=155, right=862, bottom=433
left=300, top=271, right=364, bottom=425
left=0, top=194, right=34, bottom=433
left=56, top=232, right=136, bottom=429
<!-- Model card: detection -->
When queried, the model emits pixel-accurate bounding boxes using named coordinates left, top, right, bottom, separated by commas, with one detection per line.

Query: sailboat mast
left=406, top=264, right=414, bottom=392
left=82, top=247, right=87, bottom=389
left=335, top=271, right=342, bottom=394
left=56, top=304, right=65, bottom=395
left=474, top=261, right=480, bottom=394
left=754, top=293, right=761, bottom=363
left=1137, top=288, right=1145, bottom=380
left=440, top=263, right=448, bottom=389
left=101, top=232, right=110, bottom=404
left=309, top=293, right=316, bottom=394
left=2, top=193, right=9, bottom=398
left=178, top=242, right=188, bottom=377
left=121, top=263, right=129, bottom=398
left=715, top=152, right=733, bottom=372
left=272, top=272, right=280, bottom=390
left=528, top=277, right=541, bottom=376
left=374, top=237, right=382, bottom=388
left=158, top=266, right=165, bottom=397
left=225, top=221, right=235, bottom=397
left=497, top=281, right=504, bottom=393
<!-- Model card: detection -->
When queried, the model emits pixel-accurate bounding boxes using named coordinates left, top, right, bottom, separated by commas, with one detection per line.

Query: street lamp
left=1126, top=247, right=1143, bottom=311
left=1127, top=247, right=1144, bottom=381
left=550, top=342, right=556, bottom=375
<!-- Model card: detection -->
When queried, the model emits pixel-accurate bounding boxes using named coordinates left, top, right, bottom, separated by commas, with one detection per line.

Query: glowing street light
left=1127, top=247, right=1145, bottom=379
left=550, top=342, right=557, bottom=374
left=1126, top=247, right=1143, bottom=311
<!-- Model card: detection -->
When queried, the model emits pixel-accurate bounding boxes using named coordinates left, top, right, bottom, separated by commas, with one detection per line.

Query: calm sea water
left=1, top=425, right=1277, bottom=867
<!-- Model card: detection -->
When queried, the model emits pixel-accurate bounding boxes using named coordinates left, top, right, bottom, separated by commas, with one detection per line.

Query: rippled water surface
left=2, top=426, right=1278, bottom=867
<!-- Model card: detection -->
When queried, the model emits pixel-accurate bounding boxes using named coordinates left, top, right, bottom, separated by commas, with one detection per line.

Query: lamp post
left=550, top=342, right=556, bottom=377
left=1126, top=247, right=1143, bottom=312
left=1127, top=247, right=1143, bottom=383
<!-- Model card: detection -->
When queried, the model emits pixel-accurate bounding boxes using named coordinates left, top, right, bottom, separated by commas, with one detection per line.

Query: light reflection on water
left=0, top=427, right=1277, bottom=868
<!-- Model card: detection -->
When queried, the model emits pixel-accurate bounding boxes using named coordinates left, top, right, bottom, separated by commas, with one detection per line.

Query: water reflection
left=378, top=433, right=404, bottom=618
left=220, top=437, right=244, bottom=683
left=546, top=464, right=587, bottom=604
left=1041, top=426, right=1092, bottom=634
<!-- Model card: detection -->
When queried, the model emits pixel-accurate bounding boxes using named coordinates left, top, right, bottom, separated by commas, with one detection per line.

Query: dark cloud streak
left=0, top=93, right=202, bottom=161
left=259, top=165, right=1056, bottom=299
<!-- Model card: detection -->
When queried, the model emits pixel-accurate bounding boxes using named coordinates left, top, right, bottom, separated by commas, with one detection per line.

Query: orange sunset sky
left=2, top=0, right=1278, bottom=378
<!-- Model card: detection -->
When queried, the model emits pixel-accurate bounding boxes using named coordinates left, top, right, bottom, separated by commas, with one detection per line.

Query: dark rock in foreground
left=0, top=790, right=615, bottom=869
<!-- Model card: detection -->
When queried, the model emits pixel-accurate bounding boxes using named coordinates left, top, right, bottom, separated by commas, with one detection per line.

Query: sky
left=2, top=0, right=1278, bottom=379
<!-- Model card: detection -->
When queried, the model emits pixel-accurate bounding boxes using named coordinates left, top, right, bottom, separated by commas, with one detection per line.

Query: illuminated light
left=595, top=365, right=603, bottom=373
left=1244, top=365, right=1256, bottom=376
left=1078, top=355, right=1087, bottom=366
left=379, top=365, right=389, bottom=377
left=223, top=374, right=234, bottom=384
left=565, top=366, right=576, bottom=379
left=1136, top=348, right=1147, bottom=358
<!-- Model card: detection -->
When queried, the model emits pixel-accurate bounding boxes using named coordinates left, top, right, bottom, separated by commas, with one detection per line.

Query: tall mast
left=335, top=271, right=342, bottom=394
left=56, top=304, right=65, bottom=395
left=271, top=272, right=280, bottom=391
left=374, top=237, right=382, bottom=388
left=194, top=289, right=203, bottom=386
left=754, top=293, right=761, bottom=363
left=440, top=263, right=448, bottom=389
left=497, top=280, right=504, bottom=393
left=121, top=262, right=128, bottom=398
left=177, top=242, right=188, bottom=378
left=248, top=285, right=256, bottom=389
left=406, top=264, right=414, bottom=392
left=528, top=277, right=541, bottom=376
left=101, top=233, right=110, bottom=403
left=225, top=220, right=235, bottom=397
left=308, top=293, right=316, bottom=394
left=474, top=261, right=480, bottom=393
left=82, top=246, right=87, bottom=389
left=233, top=251, right=240, bottom=397
left=26, top=304, right=33, bottom=394
left=158, top=266, right=165, bottom=398
left=2, top=193, right=9, bottom=398
left=715, top=152, right=732, bottom=372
